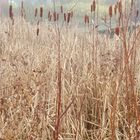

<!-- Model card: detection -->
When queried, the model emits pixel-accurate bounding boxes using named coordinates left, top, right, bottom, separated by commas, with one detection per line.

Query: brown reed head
left=136, top=10, right=139, bottom=18
left=40, top=7, right=43, bottom=18
left=87, top=16, right=89, bottom=24
left=53, top=12, right=57, bottom=21
left=109, top=5, right=113, bottom=18
left=118, top=1, right=122, bottom=14
left=35, top=8, right=38, bottom=17
left=114, top=4, right=117, bottom=15
left=84, top=15, right=87, bottom=24
left=9, top=5, right=13, bottom=19
left=67, top=12, right=71, bottom=23
left=91, top=5, right=93, bottom=13
left=20, top=1, right=24, bottom=17
left=64, top=13, right=67, bottom=22
left=37, top=28, right=39, bottom=36
left=93, top=0, right=96, bottom=12
left=115, top=27, right=120, bottom=36
left=84, top=15, right=89, bottom=25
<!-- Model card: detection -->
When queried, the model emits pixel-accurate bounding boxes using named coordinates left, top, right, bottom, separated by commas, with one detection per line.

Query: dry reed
left=0, top=1, right=140, bottom=140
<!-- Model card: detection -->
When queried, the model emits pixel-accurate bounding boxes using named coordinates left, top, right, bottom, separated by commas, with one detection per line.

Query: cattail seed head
left=53, top=12, right=57, bottom=21
left=40, top=7, right=43, bottom=18
left=9, top=5, right=13, bottom=19
left=21, top=1, right=24, bottom=17
left=84, top=15, right=89, bottom=24
left=109, top=5, right=113, bottom=18
left=21, top=1, right=24, bottom=18
left=84, top=15, right=87, bottom=24
left=37, top=28, right=39, bottom=36
left=118, top=1, right=122, bottom=14
left=87, top=16, right=89, bottom=24
left=35, top=8, right=38, bottom=17
left=136, top=10, right=139, bottom=18
left=64, top=13, right=67, bottom=22
left=115, top=27, right=120, bottom=36
left=67, top=12, right=71, bottom=23
left=114, top=4, right=117, bottom=15
left=93, top=0, right=96, bottom=12
left=91, top=5, right=93, bottom=13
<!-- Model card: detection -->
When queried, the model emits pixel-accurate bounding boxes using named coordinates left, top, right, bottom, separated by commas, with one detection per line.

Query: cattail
left=91, top=5, right=93, bottom=13
left=114, top=4, right=117, bottom=15
left=93, top=0, right=96, bottom=12
left=84, top=15, right=89, bottom=24
left=57, top=13, right=59, bottom=21
left=109, top=5, right=113, bottom=18
left=53, top=12, right=57, bottom=21
left=64, top=13, right=66, bottom=21
left=9, top=5, right=13, bottom=19
left=67, top=12, right=71, bottom=23
left=87, top=16, right=89, bottom=24
left=136, top=10, right=139, bottom=18
left=60, top=5, right=63, bottom=13
left=115, top=27, right=120, bottom=36
left=40, top=7, right=43, bottom=18
left=118, top=1, right=122, bottom=14
left=37, top=28, right=39, bottom=36
left=84, top=15, right=87, bottom=24
left=35, top=8, right=38, bottom=17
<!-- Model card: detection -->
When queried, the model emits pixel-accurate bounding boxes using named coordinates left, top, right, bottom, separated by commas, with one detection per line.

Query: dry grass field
left=0, top=0, right=140, bottom=140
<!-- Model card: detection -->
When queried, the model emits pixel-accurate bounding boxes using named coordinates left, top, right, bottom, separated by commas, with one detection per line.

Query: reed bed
left=0, top=0, right=140, bottom=140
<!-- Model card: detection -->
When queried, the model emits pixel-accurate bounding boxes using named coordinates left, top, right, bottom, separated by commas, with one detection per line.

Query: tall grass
left=0, top=0, right=140, bottom=139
